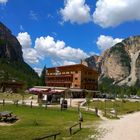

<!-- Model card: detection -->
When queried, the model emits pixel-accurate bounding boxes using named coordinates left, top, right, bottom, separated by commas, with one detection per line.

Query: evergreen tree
left=3, top=71, right=9, bottom=81
left=40, top=65, right=46, bottom=86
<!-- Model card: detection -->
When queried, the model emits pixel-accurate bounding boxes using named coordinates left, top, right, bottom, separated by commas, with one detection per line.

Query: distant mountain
left=0, top=22, right=39, bottom=87
left=82, top=55, right=99, bottom=70
left=83, top=36, right=140, bottom=87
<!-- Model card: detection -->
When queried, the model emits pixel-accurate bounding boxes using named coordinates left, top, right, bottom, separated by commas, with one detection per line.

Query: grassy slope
left=88, top=100, right=140, bottom=115
left=0, top=59, right=40, bottom=87
left=0, top=105, right=100, bottom=140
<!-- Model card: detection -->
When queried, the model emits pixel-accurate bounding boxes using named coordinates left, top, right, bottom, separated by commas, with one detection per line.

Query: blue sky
left=1, top=0, right=140, bottom=75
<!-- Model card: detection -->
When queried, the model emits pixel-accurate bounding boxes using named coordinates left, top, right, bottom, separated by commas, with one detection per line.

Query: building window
left=88, top=72, right=92, bottom=75
left=75, top=71, right=78, bottom=73
left=75, top=77, right=78, bottom=80
left=75, top=84, right=77, bottom=87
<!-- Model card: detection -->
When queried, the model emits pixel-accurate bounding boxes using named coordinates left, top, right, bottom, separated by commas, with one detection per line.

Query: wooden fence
left=69, top=122, right=82, bottom=135
left=33, top=132, right=61, bottom=140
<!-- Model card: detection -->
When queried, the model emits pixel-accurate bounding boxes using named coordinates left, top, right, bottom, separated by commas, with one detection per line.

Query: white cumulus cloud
left=52, top=60, right=76, bottom=66
left=29, top=10, right=39, bottom=21
left=93, top=0, right=140, bottom=28
left=63, top=60, right=76, bottom=66
left=35, top=36, right=89, bottom=62
left=22, top=48, right=40, bottom=64
left=17, top=32, right=88, bottom=66
left=17, top=32, right=41, bottom=64
left=60, top=0, right=91, bottom=24
left=17, top=32, right=32, bottom=49
left=0, top=0, right=8, bottom=4
left=97, top=35, right=123, bottom=51
left=34, top=67, right=42, bottom=76
left=19, top=25, right=24, bottom=31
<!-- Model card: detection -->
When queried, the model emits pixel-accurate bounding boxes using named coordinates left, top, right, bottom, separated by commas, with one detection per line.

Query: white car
left=130, top=95, right=140, bottom=99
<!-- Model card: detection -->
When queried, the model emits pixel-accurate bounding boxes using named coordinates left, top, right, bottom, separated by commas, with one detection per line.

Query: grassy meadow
left=88, top=99, right=140, bottom=116
left=0, top=104, right=100, bottom=140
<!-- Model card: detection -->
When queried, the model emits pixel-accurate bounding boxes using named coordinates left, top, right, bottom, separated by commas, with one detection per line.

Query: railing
left=47, top=81, right=72, bottom=83
left=69, top=122, right=82, bottom=135
left=33, top=132, right=61, bottom=140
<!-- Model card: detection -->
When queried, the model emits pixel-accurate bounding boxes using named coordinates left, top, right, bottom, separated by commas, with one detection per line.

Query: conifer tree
left=40, top=65, right=46, bottom=86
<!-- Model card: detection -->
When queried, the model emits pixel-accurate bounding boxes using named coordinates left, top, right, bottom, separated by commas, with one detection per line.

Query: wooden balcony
left=46, top=80, right=72, bottom=84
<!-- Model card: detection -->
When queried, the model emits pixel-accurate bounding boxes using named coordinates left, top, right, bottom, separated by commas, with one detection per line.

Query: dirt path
left=0, top=122, right=13, bottom=126
left=98, top=112, right=140, bottom=140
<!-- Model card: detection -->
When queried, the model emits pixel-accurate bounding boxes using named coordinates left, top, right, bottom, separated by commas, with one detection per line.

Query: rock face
left=0, top=22, right=39, bottom=86
left=82, top=55, right=100, bottom=70
left=84, top=36, right=140, bottom=86
left=0, top=22, right=23, bottom=61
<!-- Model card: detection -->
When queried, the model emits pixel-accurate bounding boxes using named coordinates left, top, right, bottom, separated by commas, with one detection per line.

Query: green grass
left=88, top=100, right=140, bottom=116
left=0, top=104, right=100, bottom=140
left=0, top=93, right=37, bottom=101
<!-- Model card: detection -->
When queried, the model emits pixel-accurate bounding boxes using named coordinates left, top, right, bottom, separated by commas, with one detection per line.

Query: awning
left=29, top=88, right=50, bottom=93
left=47, top=89, right=65, bottom=94
left=29, top=88, right=64, bottom=94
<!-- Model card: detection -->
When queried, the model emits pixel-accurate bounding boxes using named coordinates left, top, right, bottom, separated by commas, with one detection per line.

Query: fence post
left=95, top=107, right=98, bottom=116
left=3, top=99, right=5, bottom=106
left=70, top=128, right=72, bottom=135
left=16, top=100, right=19, bottom=107
left=115, top=109, right=117, bottom=118
left=79, top=122, right=81, bottom=130
left=54, top=135, right=56, bottom=140
left=31, top=101, right=33, bottom=108
left=78, top=103, right=80, bottom=113
left=104, top=99, right=106, bottom=116
left=45, top=101, right=47, bottom=109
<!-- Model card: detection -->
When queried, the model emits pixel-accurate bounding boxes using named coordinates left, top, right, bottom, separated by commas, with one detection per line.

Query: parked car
left=130, top=95, right=140, bottom=99
left=106, top=94, right=115, bottom=99
left=124, top=94, right=129, bottom=98
left=96, top=93, right=106, bottom=98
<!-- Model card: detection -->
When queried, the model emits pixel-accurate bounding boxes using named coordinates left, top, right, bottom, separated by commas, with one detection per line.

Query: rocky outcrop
left=0, top=22, right=39, bottom=86
left=84, top=36, right=140, bottom=86
left=81, top=55, right=100, bottom=71
left=135, top=53, right=140, bottom=85
left=0, top=22, right=23, bottom=61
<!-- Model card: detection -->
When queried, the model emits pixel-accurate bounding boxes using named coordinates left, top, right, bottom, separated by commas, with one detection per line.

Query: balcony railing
left=46, top=80, right=72, bottom=83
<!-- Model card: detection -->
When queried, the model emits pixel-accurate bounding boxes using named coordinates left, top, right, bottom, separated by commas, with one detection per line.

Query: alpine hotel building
left=45, top=64, right=98, bottom=91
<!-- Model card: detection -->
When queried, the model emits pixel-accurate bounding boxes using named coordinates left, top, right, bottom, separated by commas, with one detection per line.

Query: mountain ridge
left=0, top=22, right=39, bottom=87
left=83, top=36, right=140, bottom=87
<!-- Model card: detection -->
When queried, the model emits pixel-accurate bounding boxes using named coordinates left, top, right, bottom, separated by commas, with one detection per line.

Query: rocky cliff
left=0, top=22, right=39, bottom=87
left=82, top=55, right=99, bottom=70
left=84, top=36, right=140, bottom=86
left=0, top=22, right=23, bottom=61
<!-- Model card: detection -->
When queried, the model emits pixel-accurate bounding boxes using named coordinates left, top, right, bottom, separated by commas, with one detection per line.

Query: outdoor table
left=0, top=111, right=12, bottom=121
left=0, top=111, right=12, bottom=117
left=0, top=111, right=17, bottom=123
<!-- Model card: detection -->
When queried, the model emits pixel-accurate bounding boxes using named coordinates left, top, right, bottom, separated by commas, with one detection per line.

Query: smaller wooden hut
left=0, top=81, right=24, bottom=93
